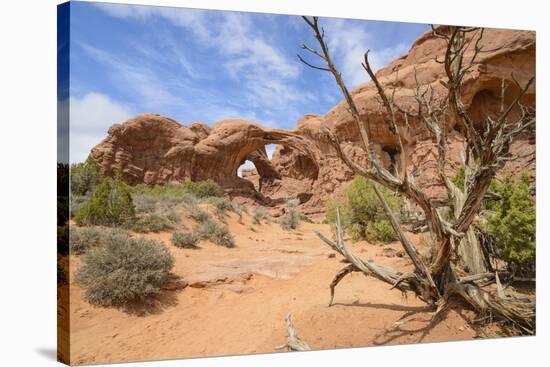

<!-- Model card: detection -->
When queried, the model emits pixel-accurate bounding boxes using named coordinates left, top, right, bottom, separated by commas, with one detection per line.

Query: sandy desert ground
left=67, top=209, right=480, bottom=365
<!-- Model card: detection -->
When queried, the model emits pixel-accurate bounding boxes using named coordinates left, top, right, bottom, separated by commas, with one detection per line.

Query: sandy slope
left=68, top=212, right=477, bottom=365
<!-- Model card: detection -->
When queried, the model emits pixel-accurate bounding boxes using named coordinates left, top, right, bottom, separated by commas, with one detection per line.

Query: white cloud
left=210, top=12, right=310, bottom=110
left=93, top=3, right=308, bottom=111
left=322, top=19, right=409, bottom=87
left=69, top=92, right=134, bottom=163
left=78, top=42, right=185, bottom=109
left=89, top=3, right=410, bottom=130
left=367, top=43, right=409, bottom=74
left=129, top=33, right=196, bottom=78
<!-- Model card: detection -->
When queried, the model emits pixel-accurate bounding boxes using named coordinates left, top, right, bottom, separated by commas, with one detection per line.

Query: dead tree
left=299, top=17, right=535, bottom=333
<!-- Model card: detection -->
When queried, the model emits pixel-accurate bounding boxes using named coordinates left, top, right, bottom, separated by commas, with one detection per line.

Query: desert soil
left=68, top=211, right=478, bottom=365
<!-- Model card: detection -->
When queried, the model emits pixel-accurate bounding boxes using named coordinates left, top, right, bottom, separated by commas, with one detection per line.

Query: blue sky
left=66, top=1, right=428, bottom=162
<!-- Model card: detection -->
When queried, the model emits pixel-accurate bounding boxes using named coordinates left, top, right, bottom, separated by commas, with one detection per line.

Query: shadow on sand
left=332, top=300, right=472, bottom=345
left=122, top=290, right=180, bottom=317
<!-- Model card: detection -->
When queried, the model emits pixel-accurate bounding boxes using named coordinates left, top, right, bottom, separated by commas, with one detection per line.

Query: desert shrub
left=130, top=181, right=221, bottom=225
left=70, top=156, right=101, bottom=196
left=133, top=194, right=158, bottom=213
left=364, top=219, right=396, bottom=243
left=184, top=179, right=224, bottom=198
left=325, top=195, right=349, bottom=224
left=230, top=202, right=245, bottom=223
left=212, top=225, right=235, bottom=247
left=129, top=213, right=173, bottom=233
left=69, top=226, right=129, bottom=255
left=252, top=207, right=268, bottom=224
left=325, top=176, right=401, bottom=242
left=165, top=210, right=181, bottom=224
left=69, top=194, right=89, bottom=218
left=74, top=177, right=135, bottom=227
left=192, top=218, right=220, bottom=240
left=192, top=219, right=235, bottom=247
left=449, top=168, right=536, bottom=273
left=75, top=236, right=174, bottom=307
left=133, top=190, right=201, bottom=215
left=131, top=180, right=223, bottom=200
left=208, top=197, right=233, bottom=220
left=482, top=174, right=535, bottom=272
left=233, top=202, right=248, bottom=214
left=280, top=200, right=301, bottom=230
left=70, top=226, right=104, bottom=255
left=346, top=223, right=364, bottom=241
left=171, top=232, right=199, bottom=248
left=190, top=208, right=212, bottom=223
left=179, top=193, right=199, bottom=206
left=451, top=166, right=466, bottom=189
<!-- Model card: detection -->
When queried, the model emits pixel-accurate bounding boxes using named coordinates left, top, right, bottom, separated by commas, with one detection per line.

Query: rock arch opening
left=382, top=145, right=401, bottom=176
left=234, top=141, right=320, bottom=205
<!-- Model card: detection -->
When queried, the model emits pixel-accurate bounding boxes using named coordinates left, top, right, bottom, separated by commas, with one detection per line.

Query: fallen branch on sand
left=275, top=314, right=311, bottom=351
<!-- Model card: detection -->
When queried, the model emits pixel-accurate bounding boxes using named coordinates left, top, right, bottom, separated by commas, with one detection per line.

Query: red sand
left=68, top=212, right=476, bottom=365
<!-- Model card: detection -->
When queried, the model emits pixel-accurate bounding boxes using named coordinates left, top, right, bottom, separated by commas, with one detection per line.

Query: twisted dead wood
left=275, top=314, right=311, bottom=351
left=301, top=17, right=535, bottom=333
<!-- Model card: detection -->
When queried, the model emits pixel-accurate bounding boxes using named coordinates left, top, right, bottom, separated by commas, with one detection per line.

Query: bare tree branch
left=275, top=314, right=311, bottom=351
left=302, top=18, right=535, bottom=331
left=297, top=54, right=331, bottom=72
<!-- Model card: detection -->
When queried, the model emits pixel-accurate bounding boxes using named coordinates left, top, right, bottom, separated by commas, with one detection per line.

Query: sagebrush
left=280, top=200, right=301, bottom=230
left=70, top=226, right=130, bottom=255
left=132, top=179, right=223, bottom=199
left=129, top=213, right=174, bottom=233
left=171, top=232, right=199, bottom=248
left=75, top=235, right=174, bottom=307
left=252, top=207, right=269, bottom=224
left=192, top=218, right=235, bottom=247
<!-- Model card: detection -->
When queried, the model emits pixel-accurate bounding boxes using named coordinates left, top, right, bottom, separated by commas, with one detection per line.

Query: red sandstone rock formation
left=90, top=27, right=535, bottom=214
left=91, top=114, right=321, bottom=205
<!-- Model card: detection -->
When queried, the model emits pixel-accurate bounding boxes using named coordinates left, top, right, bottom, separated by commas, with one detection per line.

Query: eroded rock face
left=90, top=27, right=535, bottom=214
left=91, top=114, right=322, bottom=204
left=297, top=26, right=536, bottom=206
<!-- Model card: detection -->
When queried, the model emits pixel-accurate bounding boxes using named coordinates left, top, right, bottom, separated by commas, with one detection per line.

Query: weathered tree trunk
left=458, top=228, right=488, bottom=274
left=450, top=173, right=489, bottom=275
left=299, top=17, right=535, bottom=333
